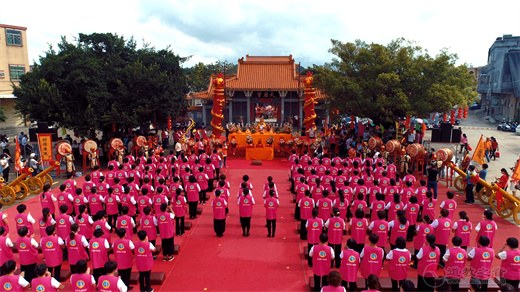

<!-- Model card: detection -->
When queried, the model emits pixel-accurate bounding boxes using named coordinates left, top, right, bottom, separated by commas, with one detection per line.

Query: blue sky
left=2, top=0, right=519, bottom=68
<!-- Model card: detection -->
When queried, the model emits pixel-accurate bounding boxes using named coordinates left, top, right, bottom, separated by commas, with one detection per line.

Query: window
left=9, top=65, right=25, bottom=81
left=0, top=71, right=4, bottom=79
left=6, top=29, right=22, bottom=46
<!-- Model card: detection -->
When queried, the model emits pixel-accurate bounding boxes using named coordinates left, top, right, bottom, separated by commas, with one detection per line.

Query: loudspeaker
left=451, top=128, right=462, bottom=143
left=441, top=127, right=452, bottom=143
left=29, top=128, right=37, bottom=142
left=251, top=160, right=263, bottom=165
left=431, top=128, right=441, bottom=142
left=37, top=122, right=49, bottom=132
left=440, top=122, right=452, bottom=132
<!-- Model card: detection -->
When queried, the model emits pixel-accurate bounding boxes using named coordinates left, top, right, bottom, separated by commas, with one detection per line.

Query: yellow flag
left=471, top=135, right=486, bottom=166
left=512, top=158, right=520, bottom=181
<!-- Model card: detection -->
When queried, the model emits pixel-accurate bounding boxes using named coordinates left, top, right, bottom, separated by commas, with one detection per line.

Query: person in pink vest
left=98, top=261, right=128, bottom=292
left=369, top=193, right=385, bottom=222
left=14, top=204, right=35, bottom=237
left=72, top=188, right=88, bottom=218
left=91, top=165, right=102, bottom=185
left=76, top=205, right=93, bottom=241
left=361, top=274, right=382, bottom=292
left=120, top=189, right=137, bottom=234
left=415, top=179, right=427, bottom=219
left=339, top=239, right=359, bottom=292
left=317, top=190, right=333, bottom=222
left=310, top=233, right=335, bottom=292
left=386, top=237, right=411, bottom=290
left=215, top=180, right=230, bottom=215
left=31, top=263, right=64, bottom=291
left=452, top=211, right=472, bottom=250
left=82, top=175, right=96, bottom=200
left=57, top=184, right=74, bottom=217
left=16, top=226, right=39, bottom=283
left=88, top=187, right=104, bottom=216
left=321, top=271, right=345, bottom=292
left=39, top=184, right=57, bottom=217
left=0, top=260, right=30, bottom=291
left=307, top=208, right=324, bottom=267
left=126, top=177, right=140, bottom=200
left=112, top=228, right=134, bottom=289
left=93, top=211, right=112, bottom=245
left=116, top=206, right=136, bottom=240
left=40, top=225, right=65, bottom=283
left=56, top=205, right=73, bottom=262
left=404, top=195, right=419, bottom=241
left=140, top=207, right=158, bottom=250
left=295, top=177, right=309, bottom=221
left=439, top=191, right=457, bottom=221
left=359, top=234, right=384, bottom=284
left=135, top=230, right=156, bottom=292
left=400, top=181, right=414, bottom=205
left=385, top=193, right=404, bottom=222
left=89, top=228, right=111, bottom=282
left=186, top=175, right=201, bottom=219
left=299, top=190, right=315, bottom=240
left=468, top=235, right=495, bottom=291
left=0, top=227, right=14, bottom=267
left=64, top=173, right=77, bottom=196
left=152, top=186, right=168, bottom=215
left=388, top=211, right=409, bottom=250
left=497, top=237, right=520, bottom=291
left=411, top=215, right=433, bottom=268
left=432, top=208, right=452, bottom=267
left=325, top=208, right=345, bottom=269
left=264, top=190, right=279, bottom=238
left=70, top=259, right=96, bottom=292
left=421, top=191, right=436, bottom=222
left=350, top=208, right=368, bottom=254
left=476, top=209, right=497, bottom=248
left=367, top=211, right=389, bottom=250
left=238, top=188, right=255, bottom=237
left=171, top=189, right=186, bottom=236
left=212, top=190, right=227, bottom=237
left=442, top=236, right=467, bottom=291
left=104, top=187, right=121, bottom=231
left=38, top=208, right=55, bottom=241
left=158, top=203, right=175, bottom=261
left=333, top=189, right=348, bottom=221
left=196, top=167, right=209, bottom=205
left=137, top=189, right=153, bottom=216
left=66, top=224, right=89, bottom=274
left=416, top=234, right=440, bottom=292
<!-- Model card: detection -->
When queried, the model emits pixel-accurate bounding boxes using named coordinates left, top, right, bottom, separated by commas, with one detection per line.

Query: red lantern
left=112, top=124, right=116, bottom=132
left=463, top=106, right=468, bottom=119
left=450, top=110, right=456, bottom=125
left=167, top=117, right=172, bottom=130
left=443, top=114, right=447, bottom=122
left=457, top=107, right=463, bottom=119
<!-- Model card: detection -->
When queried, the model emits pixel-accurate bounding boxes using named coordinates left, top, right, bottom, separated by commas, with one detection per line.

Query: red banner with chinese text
left=38, top=133, right=53, bottom=163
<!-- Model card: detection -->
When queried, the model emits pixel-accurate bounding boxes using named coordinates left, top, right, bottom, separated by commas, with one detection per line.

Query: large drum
left=386, top=140, right=401, bottom=154
left=406, top=143, right=425, bottom=158
left=368, top=137, right=382, bottom=150
left=83, top=140, right=97, bottom=152
left=56, top=141, right=72, bottom=156
left=134, top=136, right=147, bottom=147
left=436, top=148, right=454, bottom=164
left=109, top=138, right=123, bottom=149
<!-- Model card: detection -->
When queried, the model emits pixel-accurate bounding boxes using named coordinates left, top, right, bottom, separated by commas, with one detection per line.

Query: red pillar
left=210, top=73, right=225, bottom=136
left=303, top=72, right=317, bottom=137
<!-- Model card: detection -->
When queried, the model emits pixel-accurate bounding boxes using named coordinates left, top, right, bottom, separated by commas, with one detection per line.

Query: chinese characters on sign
left=38, top=133, right=53, bottom=162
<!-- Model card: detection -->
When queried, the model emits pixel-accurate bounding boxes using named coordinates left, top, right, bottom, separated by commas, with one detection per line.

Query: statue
left=64, top=149, right=75, bottom=176
left=88, top=147, right=99, bottom=170
left=257, top=117, right=267, bottom=131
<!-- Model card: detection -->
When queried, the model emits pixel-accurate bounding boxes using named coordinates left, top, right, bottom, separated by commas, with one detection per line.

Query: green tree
left=13, top=33, right=188, bottom=136
left=0, top=107, right=6, bottom=122
left=184, top=61, right=237, bottom=93
left=313, top=38, right=477, bottom=125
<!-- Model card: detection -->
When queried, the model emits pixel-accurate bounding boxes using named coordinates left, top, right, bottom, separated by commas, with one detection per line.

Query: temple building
left=188, top=55, right=326, bottom=129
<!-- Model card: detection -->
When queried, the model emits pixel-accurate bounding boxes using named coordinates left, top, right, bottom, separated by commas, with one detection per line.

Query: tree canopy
left=184, top=61, right=237, bottom=93
left=313, top=38, right=477, bottom=125
left=13, top=33, right=189, bottom=136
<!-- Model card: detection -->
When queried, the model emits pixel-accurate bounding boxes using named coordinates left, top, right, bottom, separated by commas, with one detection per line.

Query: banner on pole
left=37, top=133, right=53, bottom=163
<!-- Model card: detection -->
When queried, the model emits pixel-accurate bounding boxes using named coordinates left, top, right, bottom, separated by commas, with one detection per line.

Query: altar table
left=245, top=147, right=274, bottom=160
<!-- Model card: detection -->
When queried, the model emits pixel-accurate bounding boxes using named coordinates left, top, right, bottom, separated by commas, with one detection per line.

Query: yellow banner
left=471, top=135, right=486, bottom=166
left=512, top=159, right=520, bottom=181
left=38, top=133, right=53, bottom=162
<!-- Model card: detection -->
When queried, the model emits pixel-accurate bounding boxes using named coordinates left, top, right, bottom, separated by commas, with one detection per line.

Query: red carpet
left=2, top=159, right=519, bottom=291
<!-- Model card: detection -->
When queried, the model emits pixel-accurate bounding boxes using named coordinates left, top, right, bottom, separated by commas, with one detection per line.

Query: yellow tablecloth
left=229, top=133, right=293, bottom=148
left=245, top=147, right=274, bottom=160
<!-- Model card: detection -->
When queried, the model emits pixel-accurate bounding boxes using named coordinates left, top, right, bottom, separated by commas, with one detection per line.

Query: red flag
left=15, top=137, right=22, bottom=173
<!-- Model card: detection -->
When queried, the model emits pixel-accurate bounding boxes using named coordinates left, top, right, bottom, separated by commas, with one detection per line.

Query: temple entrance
left=254, top=102, right=279, bottom=123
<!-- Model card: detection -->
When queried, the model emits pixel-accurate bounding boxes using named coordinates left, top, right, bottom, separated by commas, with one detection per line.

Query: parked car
left=469, top=102, right=481, bottom=110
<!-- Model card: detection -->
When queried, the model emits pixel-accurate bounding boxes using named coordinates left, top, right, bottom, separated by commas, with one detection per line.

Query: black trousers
left=21, top=263, right=36, bottom=283
left=118, top=268, right=132, bottom=288
left=214, top=218, right=226, bottom=236
left=329, top=243, right=342, bottom=268
left=295, top=205, right=301, bottom=220
left=417, top=275, right=435, bottom=292
left=391, top=279, right=404, bottom=291
left=300, top=219, right=308, bottom=240
left=139, top=270, right=152, bottom=292
left=354, top=243, right=364, bottom=255
left=407, top=224, right=415, bottom=241
left=314, top=274, right=328, bottom=292
left=2, top=166, right=9, bottom=182
left=199, top=190, right=207, bottom=203
left=93, top=267, right=105, bottom=283
left=503, top=279, right=519, bottom=291
left=473, top=278, right=489, bottom=292
left=438, top=244, right=447, bottom=265
left=308, top=243, right=316, bottom=266
left=240, top=217, right=251, bottom=235
left=208, top=179, right=214, bottom=192
left=175, top=216, right=185, bottom=235
left=447, top=278, right=460, bottom=291
left=341, top=280, right=356, bottom=292
left=266, top=219, right=276, bottom=236
left=188, top=201, right=198, bottom=218
left=107, top=214, right=118, bottom=228
left=48, top=264, right=61, bottom=283
left=161, top=237, right=175, bottom=256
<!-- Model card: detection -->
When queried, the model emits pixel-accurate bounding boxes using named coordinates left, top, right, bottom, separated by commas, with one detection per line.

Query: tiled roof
left=189, top=55, right=326, bottom=99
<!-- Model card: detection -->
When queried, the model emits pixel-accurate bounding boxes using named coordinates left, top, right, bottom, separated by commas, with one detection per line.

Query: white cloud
left=1, top=0, right=518, bottom=68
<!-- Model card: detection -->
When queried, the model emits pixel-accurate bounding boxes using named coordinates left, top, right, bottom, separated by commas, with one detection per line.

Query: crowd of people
left=287, top=149, right=519, bottom=292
